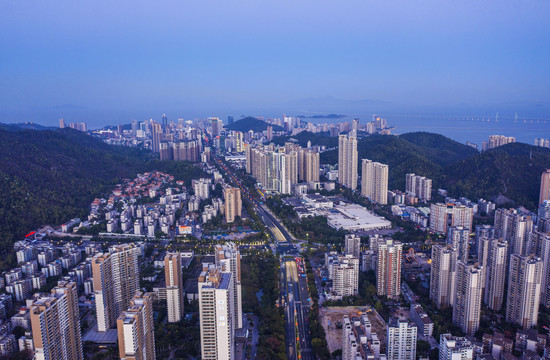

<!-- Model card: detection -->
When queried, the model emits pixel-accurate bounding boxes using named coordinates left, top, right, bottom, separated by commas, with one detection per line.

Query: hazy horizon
left=1, top=1, right=549, bottom=131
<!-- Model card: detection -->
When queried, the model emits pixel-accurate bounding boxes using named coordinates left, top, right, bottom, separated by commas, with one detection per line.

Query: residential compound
left=405, top=173, right=432, bottom=202
left=92, top=243, right=141, bottom=332
left=361, top=159, right=389, bottom=205
left=338, top=133, right=358, bottom=190
left=246, top=142, right=320, bottom=194
left=481, top=134, right=515, bottom=151
left=429, top=203, right=474, bottom=234
left=117, top=291, right=156, bottom=360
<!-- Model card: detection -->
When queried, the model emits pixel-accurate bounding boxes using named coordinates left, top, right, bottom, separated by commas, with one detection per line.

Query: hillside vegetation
left=225, top=116, right=283, bottom=132
left=0, top=127, right=205, bottom=269
left=320, top=132, right=549, bottom=208
left=271, top=131, right=338, bottom=148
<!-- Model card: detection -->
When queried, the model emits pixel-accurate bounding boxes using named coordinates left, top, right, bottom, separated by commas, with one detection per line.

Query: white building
left=386, top=318, right=417, bottom=360
left=506, top=254, right=543, bottom=329
left=198, top=267, right=235, bottom=360
left=452, top=262, right=484, bottom=336
left=361, top=159, right=389, bottom=205
left=332, top=255, right=359, bottom=298
left=165, top=253, right=184, bottom=323
left=439, top=333, right=474, bottom=360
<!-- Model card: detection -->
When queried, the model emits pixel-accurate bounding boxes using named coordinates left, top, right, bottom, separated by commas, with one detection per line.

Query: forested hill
left=225, top=117, right=284, bottom=132
left=320, top=132, right=550, bottom=209
left=320, top=133, right=477, bottom=190
left=445, top=143, right=550, bottom=209
left=271, top=131, right=339, bottom=148
left=0, top=127, right=204, bottom=269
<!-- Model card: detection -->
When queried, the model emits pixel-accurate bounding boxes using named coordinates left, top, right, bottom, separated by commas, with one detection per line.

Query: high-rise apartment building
left=538, top=233, right=550, bottom=308
left=446, top=226, right=470, bottom=261
left=540, top=169, right=550, bottom=205
left=506, top=254, right=543, bottom=329
left=332, top=255, right=359, bottom=297
left=494, top=208, right=533, bottom=256
left=30, top=281, right=83, bottom=360
left=430, top=244, right=458, bottom=309
left=439, top=334, right=474, bottom=360
left=298, top=148, right=320, bottom=183
left=386, top=318, right=417, bottom=360
left=211, top=117, right=222, bottom=137
left=198, top=267, right=235, bottom=360
left=59, top=118, right=65, bottom=129
left=377, top=239, right=402, bottom=298
left=405, top=173, right=432, bottom=202
left=537, top=200, right=550, bottom=232
left=165, top=253, right=184, bottom=323
left=246, top=145, right=299, bottom=194
left=361, top=159, right=389, bottom=204
left=224, top=187, right=242, bottom=223
left=483, top=239, right=509, bottom=311
left=453, top=262, right=484, bottom=336
left=481, top=135, right=515, bottom=151
left=338, top=133, right=358, bottom=190
left=344, top=234, right=361, bottom=258
left=151, top=122, right=163, bottom=153
left=430, top=203, right=474, bottom=234
left=93, top=243, right=140, bottom=331
left=117, top=291, right=156, bottom=360
left=215, top=243, right=242, bottom=329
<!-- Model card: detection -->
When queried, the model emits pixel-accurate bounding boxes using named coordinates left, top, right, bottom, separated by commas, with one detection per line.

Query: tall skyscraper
left=430, top=203, right=474, bottom=234
left=162, top=114, right=168, bottom=130
left=537, top=200, right=550, bottom=232
left=344, top=234, right=361, bottom=258
left=386, top=318, right=417, bottom=360
left=151, top=122, right=163, bottom=153
left=430, top=244, right=458, bottom=309
left=338, top=133, right=358, bottom=190
left=446, top=226, right=470, bottom=261
left=538, top=233, right=550, bottom=308
left=377, top=239, right=402, bottom=298
left=215, top=243, right=242, bottom=329
left=332, top=255, right=360, bottom=297
left=59, top=118, right=65, bottom=129
left=211, top=117, right=222, bottom=137
left=227, top=115, right=234, bottom=126
left=483, top=239, right=509, bottom=311
left=198, top=266, right=235, bottom=360
left=494, top=208, right=533, bottom=256
left=405, top=173, right=432, bottom=202
left=93, top=243, right=140, bottom=331
left=506, top=254, right=543, bottom=329
left=361, top=159, right=389, bottom=204
left=117, top=291, right=156, bottom=360
left=223, top=187, right=242, bottom=223
left=539, top=169, right=550, bottom=205
left=165, top=253, right=184, bottom=323
left=298, top=149, right=320, bottom=183
left=30, top=281, right=83, bottom=360
left=266, top=125, right=273, bottom=141
left=452, top=262, right=484, bottom=336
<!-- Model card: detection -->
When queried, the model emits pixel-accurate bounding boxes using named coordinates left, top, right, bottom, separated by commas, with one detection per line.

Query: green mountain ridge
left=320, top=132, right=548, bottom=208
left=0, top=128, right=205, bottom=269
left=225, top=116, right=284, bottom=132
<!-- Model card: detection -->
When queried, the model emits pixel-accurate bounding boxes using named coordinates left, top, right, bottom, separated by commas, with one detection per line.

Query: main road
left=210, top=148, right=313, bottom=360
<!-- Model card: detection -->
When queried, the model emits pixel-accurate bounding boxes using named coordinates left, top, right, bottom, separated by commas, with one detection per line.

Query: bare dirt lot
left=319, top=306, right=387, bottom=353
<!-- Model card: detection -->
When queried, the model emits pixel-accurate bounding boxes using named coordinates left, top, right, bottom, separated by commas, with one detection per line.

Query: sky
left=1, top=0, right=550, bottom=128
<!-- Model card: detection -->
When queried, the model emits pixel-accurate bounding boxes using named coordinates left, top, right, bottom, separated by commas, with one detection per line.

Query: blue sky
left=1, top=0, right=549, bottom=127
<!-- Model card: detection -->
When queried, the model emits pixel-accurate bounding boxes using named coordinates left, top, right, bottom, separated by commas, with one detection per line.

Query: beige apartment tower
left=30, top=281, right=83, bottom=360
left=338, top=133, right=358, bottom=190
left=199, top=267, right=235, bottom=360
left=224, top=187, right=242, bottom=223
left=506, top=254, right=543, bottom=329
left=165, top=252, right=184, bottom=323
left=539, top=169, right=550, bottom=205
left=361, top=159, right=389, bottom=204
left=93, top=243, right=140, bottom=331
left=452, top=262, right=484, bottom=336
left=430, top=244, right=458, bottom=309
left=117, top=291, right=156, bottom=360
left=377, top=239, right=402, bottom=298
left=215, top=243, right=243, bottom=329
